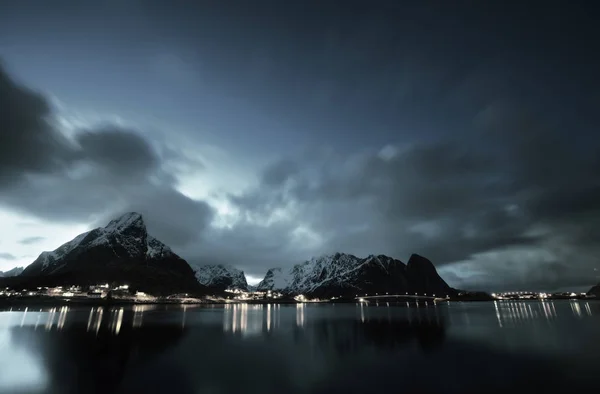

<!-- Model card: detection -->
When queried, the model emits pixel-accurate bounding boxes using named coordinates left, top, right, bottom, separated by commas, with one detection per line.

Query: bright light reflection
left=95, top=308, right=104, bottom=335
left=494, top=301, right=502, bottom=327
left=57, top=307, right=68, bottom=330
left=266, top=304, right=271, bottom=332
left=108, top=308, right=124, bottom=335
left=223, top=304, right=264, bottom=336
left=571, top=301, right=582, bottom=318
left=296, top=303, right=305, bottom=328
left=45, top=308, right=56, bottom=331
left=0, top=321, right=48, bottom=392
left=20, top=307, right=28, bottom=327
left=585, top=302, right=592, bottom=316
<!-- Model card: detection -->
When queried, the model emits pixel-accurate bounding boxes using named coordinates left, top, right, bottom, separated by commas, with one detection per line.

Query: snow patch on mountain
left=146, top=235, right=172, bottom=259
left=257, top=253, right=378, bottom=293
left=256, top=267, right=293, bottom=291
left=193, top=264, right=249, bottom=291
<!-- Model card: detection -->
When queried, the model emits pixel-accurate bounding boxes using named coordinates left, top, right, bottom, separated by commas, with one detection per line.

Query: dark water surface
left=1, top=300, right=599, bottom=394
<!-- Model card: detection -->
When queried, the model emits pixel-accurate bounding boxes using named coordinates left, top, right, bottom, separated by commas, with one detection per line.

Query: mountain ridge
left=256, top=252, right=453, bottom=298
left=0, top=266, right=24, bottom=278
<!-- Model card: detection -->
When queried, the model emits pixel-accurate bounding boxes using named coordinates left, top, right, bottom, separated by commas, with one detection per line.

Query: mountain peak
left=17, top=212, right=201, bottom=295
left=407, top=253, right=433, bottom=267
left=105, top=212, right=144, bottom=232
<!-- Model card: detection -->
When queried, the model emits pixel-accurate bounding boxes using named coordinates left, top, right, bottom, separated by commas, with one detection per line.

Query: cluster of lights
left=224, top=289, right=284, bottom=301
left=0, top=283, right=138, bottom=300
left=492, top=291, right=590, bottom=300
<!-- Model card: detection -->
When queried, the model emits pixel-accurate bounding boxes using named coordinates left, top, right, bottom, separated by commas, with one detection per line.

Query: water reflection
left=223, top=304, right=265, bottom=336
left=296, top=303, right=305, bottom=327
left=132, top=304, right=157, bottom=328
left=571, top=301, right=582, bottom=318
left=10, top=321, right=187, bottom=393
left=492, top=300, right=594, bottom=327
left=1, top=302, right=600, bottom=393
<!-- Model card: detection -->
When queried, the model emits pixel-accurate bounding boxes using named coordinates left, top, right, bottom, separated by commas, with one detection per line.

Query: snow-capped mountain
left=193, top=264, right=249, bottom=291
left=16, top=212, right=202, bottom=295
left=0, top=266, right=24, bottom=278
left=256, top=253, right=453, bottom=297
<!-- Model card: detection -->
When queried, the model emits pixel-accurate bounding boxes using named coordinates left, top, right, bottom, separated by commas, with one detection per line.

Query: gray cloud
left=18, top=236, right=45, bottom=245
left=75, top=127, right=162, bottom=178
left=0, top=253, right=16, bottom=260
left=0, top=62, right=74, bottom=187
left=1, top=50, right=598, bottom=292
left=222, top=102, right=600, bottom=289
left=0, top=61, right=214, bottom=254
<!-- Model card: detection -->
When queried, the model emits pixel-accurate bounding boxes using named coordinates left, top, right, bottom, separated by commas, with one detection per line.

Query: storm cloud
left=0, top=2, right=598, bottom=291
left=2, top=57, right=599, bottom=290
left=222, top=102, right=600, bottom=290
left=0, top=63, right=213, bottom=253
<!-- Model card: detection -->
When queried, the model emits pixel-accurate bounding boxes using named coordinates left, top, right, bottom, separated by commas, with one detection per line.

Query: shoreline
left=1, top=295, right=596, bottom=309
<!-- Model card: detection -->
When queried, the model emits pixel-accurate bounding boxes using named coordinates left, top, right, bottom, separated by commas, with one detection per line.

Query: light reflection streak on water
left=267, top=304, right=271, bottom=332
left=528, top=304, right=536, bottom=320
left=20, top=307, right=28, bottom=327
left=494, top=301, right=562, bottom=328
left=492, top=299, right=595, bottom=329
left=86, top=308, right=95, bottom=331
left=132, top=304, right=155, bottom=328
left=360, top=302, right=365, bottom=323
left=95, top=307, right=103, bottom=335
left=585, top=302, right=592, bottom=316
left=107, top=308, right=124, bottom=335
left=296, top=303, right=305, bottom=327
left=494, top=301, right=502, bottom=327
left=223, top=304, right=265, bottom=336
left=45, top=308, right=56, bottom=331
left=223, top=304, right=232, bottom=332
left=571, top=301, right=582, bottom=318
left=57, top=307, right=68, bottom=330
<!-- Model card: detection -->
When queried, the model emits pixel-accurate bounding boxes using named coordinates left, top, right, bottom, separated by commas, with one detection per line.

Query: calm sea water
left=1, top=300, right=599, bottom=394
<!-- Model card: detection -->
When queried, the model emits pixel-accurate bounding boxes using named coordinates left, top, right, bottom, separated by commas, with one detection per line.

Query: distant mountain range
left=0, top=266, right=24, bottom=278
left=256, top=252, right=453, bottom=297
left=2, top=212, right=456, bottom=298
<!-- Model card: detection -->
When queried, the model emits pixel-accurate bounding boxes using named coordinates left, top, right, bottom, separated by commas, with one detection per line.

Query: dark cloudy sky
left=1, top=1, right=599, bottom=291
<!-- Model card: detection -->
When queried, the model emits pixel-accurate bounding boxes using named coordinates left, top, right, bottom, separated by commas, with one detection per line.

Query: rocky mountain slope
left=10, top=212, right=203, bottom=295
left=193, top=264, right=249, bottom=291
left=256, top=253, right=453, bottom=298
left=0, top=266, right=24, bottom=277
left=587, top=283, right=600, bottom=297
